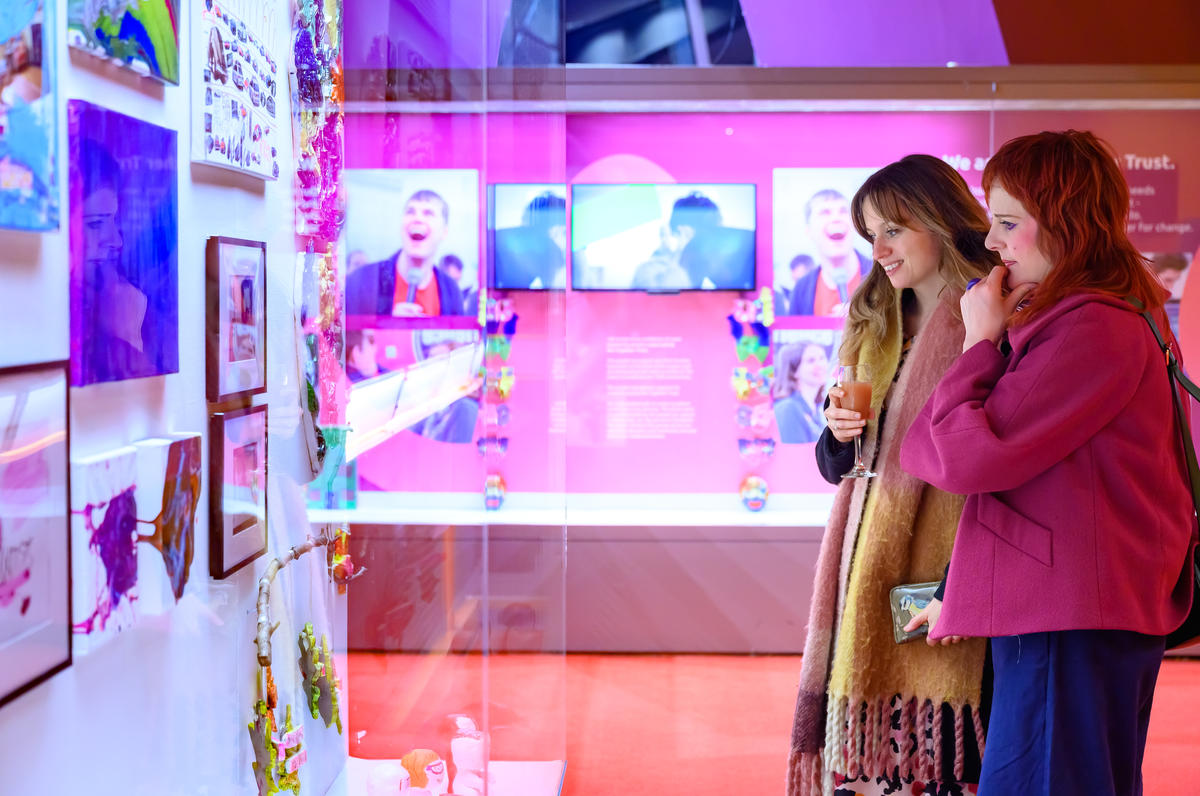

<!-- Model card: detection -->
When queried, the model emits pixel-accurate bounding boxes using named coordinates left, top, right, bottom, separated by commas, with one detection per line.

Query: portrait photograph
left=206, top=236, right=267, bottom=402
left=773, top=167, right=876, bottom=317
left=68, top=101, right=179, bottom=387
left=344, top=169, right=480, bottom=320
left=770, top=328, right=842, bottom=444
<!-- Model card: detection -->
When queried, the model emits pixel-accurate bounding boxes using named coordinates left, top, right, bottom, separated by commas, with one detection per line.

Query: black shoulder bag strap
left=1125, top=296, right=1200, bottom=650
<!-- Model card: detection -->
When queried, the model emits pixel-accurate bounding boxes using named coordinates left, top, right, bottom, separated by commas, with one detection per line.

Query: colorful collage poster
left=0, top=0, right=56, bottom=230
left=67, top=0, right=180, bottom=85
left=192, top=0, right=281, bottom=179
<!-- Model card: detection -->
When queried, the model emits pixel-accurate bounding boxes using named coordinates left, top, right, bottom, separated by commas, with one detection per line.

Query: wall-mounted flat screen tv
left=571, top=183, right=756, bottom=291
left=489, top=183, right=568, bottom=290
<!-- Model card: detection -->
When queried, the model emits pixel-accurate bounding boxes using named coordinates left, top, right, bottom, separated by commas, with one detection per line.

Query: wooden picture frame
left=0, top=360, right=72, bottom=708
left=209, top=404, right=268, bottom=578
left=206, top=237, right=267, bottom=404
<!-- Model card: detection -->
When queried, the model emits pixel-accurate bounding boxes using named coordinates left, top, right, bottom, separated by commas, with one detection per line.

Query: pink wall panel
left=346, top=110, right=1200, bottom=497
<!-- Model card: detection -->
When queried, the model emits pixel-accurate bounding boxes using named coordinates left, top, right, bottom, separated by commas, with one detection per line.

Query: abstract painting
left=0, top=361, right=70, bottom=708
left=133, top=434, right=200, bottom=611
left=68, top=100, right=178, bottom=387
left=0, top=0, right=58, bottom=231
left=70, top=445, right=138, bottom=655
left=210, top=405, right=268, bottom=578
left=191, top=0, right=281, bottom=178
left=206, top=237, right=266, bottom=403
left=67, top=0, right=180, bottom=85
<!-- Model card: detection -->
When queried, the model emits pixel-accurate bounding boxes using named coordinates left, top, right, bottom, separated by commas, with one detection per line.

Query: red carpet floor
left=348, top=653, right=1200, bottom=794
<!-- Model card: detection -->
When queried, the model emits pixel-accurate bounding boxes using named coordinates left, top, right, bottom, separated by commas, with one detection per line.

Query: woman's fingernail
left=965, top=278, right=981, bottom=290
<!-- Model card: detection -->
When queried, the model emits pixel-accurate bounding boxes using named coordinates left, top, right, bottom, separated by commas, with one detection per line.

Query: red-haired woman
left=901, top=130, right=1198, bottom=795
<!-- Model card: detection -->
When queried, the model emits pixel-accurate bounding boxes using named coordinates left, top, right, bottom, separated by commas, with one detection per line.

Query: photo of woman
left=771, top=337, right=833, bottom=444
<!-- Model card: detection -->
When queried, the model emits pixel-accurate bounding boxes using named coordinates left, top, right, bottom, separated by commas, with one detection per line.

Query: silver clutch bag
left=889, top=581, right=940, bottom=644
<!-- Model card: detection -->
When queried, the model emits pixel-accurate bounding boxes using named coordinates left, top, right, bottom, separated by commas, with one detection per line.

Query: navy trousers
left=980, top=629, right=1165, bottom=796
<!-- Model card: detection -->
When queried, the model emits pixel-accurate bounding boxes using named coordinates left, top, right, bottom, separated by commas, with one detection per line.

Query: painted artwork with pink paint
left=70, top=446, right=139, bottom=654
left=0, top=362, right=71, bottom=708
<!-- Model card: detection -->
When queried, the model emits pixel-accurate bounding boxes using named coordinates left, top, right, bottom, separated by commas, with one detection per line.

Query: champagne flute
left=837, top=364, right=876, bottom=479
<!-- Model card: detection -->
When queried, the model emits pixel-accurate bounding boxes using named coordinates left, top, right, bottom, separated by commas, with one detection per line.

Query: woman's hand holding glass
left=960, top=265, right=1037, bottom=352
left=825, top=386, right=868, bottom=444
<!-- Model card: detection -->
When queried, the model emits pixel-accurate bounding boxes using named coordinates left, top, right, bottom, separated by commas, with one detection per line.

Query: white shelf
left=308, top=491, right=834, bottom=528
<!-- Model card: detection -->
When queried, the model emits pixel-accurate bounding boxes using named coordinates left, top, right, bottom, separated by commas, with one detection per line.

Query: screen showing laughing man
left=345, top=189, right=467, bottom=317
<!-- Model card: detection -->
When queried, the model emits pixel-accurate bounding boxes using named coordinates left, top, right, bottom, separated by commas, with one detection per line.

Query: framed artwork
left=133, top=434, right=201, bottom=611
left=66, top=0, right=180, bottom=85
left=0, top=361, right=70, bottom=708
left=210, top=405, right=267, bottom=579
left=70, top=445, right=139, bottom=654
left=206, top=237, right=267, bottom=403
left=0, top=0, right=58, bottom=231
left=68, top=100, right=179, bottom=387
left=190, top=0, right=281, bottom=179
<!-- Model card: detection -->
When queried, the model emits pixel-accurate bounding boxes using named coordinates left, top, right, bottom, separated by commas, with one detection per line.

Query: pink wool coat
left=901, top=292, right=1197, bottom=639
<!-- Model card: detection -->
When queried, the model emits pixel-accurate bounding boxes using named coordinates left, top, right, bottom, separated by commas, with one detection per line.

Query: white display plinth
left=329, top=756, right=566, bottom=796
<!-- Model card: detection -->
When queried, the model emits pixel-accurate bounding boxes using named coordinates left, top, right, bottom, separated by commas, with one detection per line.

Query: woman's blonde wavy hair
left=840, top=154, right=999, bottom=365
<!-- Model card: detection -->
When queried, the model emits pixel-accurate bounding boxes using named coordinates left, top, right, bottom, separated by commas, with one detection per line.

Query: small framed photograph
left=0, top=361, right=71, bottom=708
left=209, top=405, right=267, bottom=578
left=206, top=237, right=267, bottom=403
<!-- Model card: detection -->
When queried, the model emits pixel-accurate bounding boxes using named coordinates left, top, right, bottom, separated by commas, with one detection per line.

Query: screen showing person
left=771, top=330, right=838, bottom=444
left=491, top=184, right=568, bottom=290
left=344, top=168, right=480, bottom=318
left=407, top=329, right=480, bottom=444
left=571, top=183, right=755, bottom=290
left=773, top=168, right=876, bottom=316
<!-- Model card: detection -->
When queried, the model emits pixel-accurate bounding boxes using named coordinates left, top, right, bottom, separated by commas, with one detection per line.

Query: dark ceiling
left=993, top=0, right=1200, bottom=64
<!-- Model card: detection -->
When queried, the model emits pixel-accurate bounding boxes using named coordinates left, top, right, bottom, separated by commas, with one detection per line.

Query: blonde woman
left=788, top=154, right=999, bottom=796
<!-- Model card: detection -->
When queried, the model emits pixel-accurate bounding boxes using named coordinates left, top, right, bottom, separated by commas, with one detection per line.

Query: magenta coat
left=901, top=292, right=1197, bottom=639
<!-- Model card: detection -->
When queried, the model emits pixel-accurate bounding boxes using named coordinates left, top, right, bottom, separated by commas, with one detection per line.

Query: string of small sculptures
left=247, top=527, right=361, bottom=796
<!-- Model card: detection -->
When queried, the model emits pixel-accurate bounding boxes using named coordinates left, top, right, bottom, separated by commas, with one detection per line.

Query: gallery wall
left=0, top=1, right=347, bottom=793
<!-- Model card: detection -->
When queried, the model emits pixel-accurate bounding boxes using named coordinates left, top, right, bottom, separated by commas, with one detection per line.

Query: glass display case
left=0, top=2, right=1198, bottom=795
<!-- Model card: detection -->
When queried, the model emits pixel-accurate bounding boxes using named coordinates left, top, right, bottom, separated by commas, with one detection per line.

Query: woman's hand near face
left=960, top=265, right=1037, bottom=352
left=825, top=385, right=867, bottom=444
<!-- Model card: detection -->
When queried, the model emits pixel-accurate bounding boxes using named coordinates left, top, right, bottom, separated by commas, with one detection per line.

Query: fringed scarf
left=787, top=296, right=987, bottom=796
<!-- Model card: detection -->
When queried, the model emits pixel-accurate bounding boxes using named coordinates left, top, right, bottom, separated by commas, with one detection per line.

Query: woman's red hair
left=981, top=130, right=1163, bottom=324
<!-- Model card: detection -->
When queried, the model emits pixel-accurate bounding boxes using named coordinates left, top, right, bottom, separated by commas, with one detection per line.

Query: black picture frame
left=0, top=360, right=72, bottom=709
left=209, top=404, right=268, bottom=578
left=206, top=236, right=267, bottom=404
